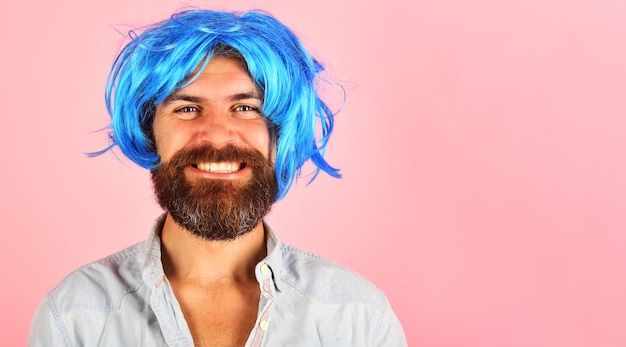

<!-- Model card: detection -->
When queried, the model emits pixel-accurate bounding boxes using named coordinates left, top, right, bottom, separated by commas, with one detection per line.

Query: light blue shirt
left=29, top=215, right=407, bottom=346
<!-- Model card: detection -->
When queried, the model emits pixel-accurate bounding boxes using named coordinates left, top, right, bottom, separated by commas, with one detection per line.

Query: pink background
left=2, top=0, right=626, bottom=345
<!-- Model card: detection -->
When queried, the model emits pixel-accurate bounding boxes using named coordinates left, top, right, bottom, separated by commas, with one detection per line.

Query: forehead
left=178, top=56, right=260, bottom=96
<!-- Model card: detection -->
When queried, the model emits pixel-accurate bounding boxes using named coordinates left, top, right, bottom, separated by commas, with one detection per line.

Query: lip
left=184, top=164, right=251, bottom=180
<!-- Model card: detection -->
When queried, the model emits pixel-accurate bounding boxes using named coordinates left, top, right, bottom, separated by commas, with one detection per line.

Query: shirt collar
left=259, top=221, right=285, bottom=292
left=141, top=214, right=167, bottom=288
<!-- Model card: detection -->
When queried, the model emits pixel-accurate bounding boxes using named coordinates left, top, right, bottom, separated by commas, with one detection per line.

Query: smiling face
left=150, top=56, right=278, bottom=240
left=153, top=56, right=272, bottom=178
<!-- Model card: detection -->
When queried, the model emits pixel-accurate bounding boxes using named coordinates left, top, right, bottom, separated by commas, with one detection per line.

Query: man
left=29, top=9, right=407, bottom=346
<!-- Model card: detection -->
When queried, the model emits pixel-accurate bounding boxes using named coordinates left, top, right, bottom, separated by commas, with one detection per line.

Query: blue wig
left=100, top=9, right=341, bottom=200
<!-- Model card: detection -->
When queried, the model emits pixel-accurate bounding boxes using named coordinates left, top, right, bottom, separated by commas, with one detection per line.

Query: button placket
left=250, top=263, right=276, bottom=346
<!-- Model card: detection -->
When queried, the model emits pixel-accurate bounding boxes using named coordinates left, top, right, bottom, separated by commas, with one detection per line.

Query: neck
left=160, top=213, right=267, bottom=284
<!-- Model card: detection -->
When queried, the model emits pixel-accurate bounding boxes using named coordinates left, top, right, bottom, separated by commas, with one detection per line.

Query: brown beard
left=150, top=144, right=278, bottom=241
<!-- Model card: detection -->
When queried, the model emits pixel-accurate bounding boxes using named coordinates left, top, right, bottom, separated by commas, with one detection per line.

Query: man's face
left=150, top=57, right=278, bottom=240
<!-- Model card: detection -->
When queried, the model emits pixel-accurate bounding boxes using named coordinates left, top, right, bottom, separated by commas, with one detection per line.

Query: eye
left=176, top=106, right=200, bottom=113
left=234, top=105, right=258, bottom=112
left=174, top=105, right=201, bottom=120
left=232, top=104, right=263, bottom=119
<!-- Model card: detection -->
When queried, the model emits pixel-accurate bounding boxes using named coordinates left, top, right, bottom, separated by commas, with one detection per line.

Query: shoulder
left=45, top=241, right=146, bottom=315
left=274, top=242, right=389, bottom=313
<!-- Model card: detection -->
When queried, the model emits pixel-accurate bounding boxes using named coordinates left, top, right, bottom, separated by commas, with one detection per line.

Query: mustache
left=159, top=144, right=268, bottom=170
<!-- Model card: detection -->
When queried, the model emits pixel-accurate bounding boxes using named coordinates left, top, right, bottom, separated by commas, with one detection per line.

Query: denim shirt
left=29, top=215, right=407, bottom=346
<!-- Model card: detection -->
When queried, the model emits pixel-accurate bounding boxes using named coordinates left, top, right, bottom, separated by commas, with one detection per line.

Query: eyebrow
left=229, top=91, right=264, bottom=102
left=161, top=91, right=264, bottom=106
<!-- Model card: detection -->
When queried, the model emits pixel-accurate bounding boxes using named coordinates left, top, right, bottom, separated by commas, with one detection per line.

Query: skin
left=152, top=57, right=273, bottom=346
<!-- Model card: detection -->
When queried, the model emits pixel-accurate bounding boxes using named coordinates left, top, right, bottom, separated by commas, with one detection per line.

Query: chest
left=173, top=282, right=261, bottom=347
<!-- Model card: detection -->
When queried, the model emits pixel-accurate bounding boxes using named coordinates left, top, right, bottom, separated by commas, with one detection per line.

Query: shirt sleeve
left=28, top=297, right=70, bottom=347
left=372, top=297, right=408, bottom=347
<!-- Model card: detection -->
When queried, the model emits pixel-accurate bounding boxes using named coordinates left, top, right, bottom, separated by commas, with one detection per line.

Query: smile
left=192, top=161, right=246, bottom=173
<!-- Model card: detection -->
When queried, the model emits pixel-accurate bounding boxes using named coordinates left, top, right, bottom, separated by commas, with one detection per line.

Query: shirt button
left=259, top=320, right=269, bottom=331
left=260, top=264, right=270, bottom=275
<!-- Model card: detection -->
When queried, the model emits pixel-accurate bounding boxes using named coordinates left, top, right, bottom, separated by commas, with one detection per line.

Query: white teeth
left=196, top=162, right=241, bottom=173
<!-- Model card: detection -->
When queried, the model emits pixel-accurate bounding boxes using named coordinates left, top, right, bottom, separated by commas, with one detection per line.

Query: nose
left=194, top=110, right=237, bottom=148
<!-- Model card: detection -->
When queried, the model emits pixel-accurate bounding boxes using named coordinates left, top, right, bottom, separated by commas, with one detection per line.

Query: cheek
left=238, top=120, right=273, bottom=158
left=152, top=120, right=178, bottom=162
left=254, top=126, right=273, bottom=159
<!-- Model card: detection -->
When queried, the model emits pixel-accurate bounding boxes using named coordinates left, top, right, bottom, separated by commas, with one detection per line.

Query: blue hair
left=99, top=9, right=341, bottom=200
